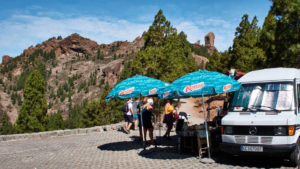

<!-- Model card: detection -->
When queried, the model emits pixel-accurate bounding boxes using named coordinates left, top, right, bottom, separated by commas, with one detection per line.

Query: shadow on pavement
left=98, top=139, right=144, bottom=151
left=130, top=135, right=178, bottom=147
left=97, top=135, right=178, bottom=152
left=138, top=146, right=193, bottom=160
left=137, top=135, right=194, bottom=160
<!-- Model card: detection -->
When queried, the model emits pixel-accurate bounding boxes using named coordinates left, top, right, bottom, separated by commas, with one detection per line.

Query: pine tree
left=81, top=83, right=123, bottom=127
left=65, top=104, right=85, bottom=129
left=0, top=112, right=14, bottom=135
left=207, top=50, right=232, bottom=72
left=229, top=14, right=266, bottom=72
left=271, top=0, right=300, bottom=67
left=15, top=67, right=49, bottom=133
left=47, top=111, right=64, bottom=131
left=144, top=9, right=176, bottom=47
left=259, top=10, right=277, bottom=67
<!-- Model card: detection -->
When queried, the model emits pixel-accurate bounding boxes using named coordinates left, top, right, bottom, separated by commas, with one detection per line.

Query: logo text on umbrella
left=119, top=87, right=135, bottom=96
left=163, top=91, right=170, bottom=98
left=149, top=88, right=157, bottom=95
left=183, top=82, right=204, bottom=93
left=223, top=84, right=232, bottom=92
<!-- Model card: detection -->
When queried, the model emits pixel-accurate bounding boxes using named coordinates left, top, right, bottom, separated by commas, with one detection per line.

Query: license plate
left=241, top=146, right=263, bottom=152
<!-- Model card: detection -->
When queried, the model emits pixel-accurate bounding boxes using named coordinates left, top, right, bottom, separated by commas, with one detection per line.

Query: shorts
left=124, top=114, right=133, bottom=123
left=163, top=114, right=174, bottom=127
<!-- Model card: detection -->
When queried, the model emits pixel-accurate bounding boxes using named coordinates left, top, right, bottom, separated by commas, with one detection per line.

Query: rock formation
left=1, top=55, right=13, bottom=65
left=102, top=60, right=124, bottom=87
left=58, top=33, right=98, bottom=55
left=204, top=32, right=216, bottom=55
left=192, top=53, right=209, bottom=66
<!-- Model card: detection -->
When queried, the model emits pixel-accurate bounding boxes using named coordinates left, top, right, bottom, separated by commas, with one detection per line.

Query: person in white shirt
left=124, top=98, right=134, bottom=134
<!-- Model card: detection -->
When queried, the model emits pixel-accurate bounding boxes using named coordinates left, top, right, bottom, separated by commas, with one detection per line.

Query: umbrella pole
left=159, top=100, right=161, bottom=137
left=202, top=95, right=211, bottom=158
left=153, top=98, right=157, bottom=147
left=139, top=95, right=146, bottom=149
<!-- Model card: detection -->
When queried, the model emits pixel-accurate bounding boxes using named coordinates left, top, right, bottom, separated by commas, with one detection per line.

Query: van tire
left=290, top=138, right=300, bottom=167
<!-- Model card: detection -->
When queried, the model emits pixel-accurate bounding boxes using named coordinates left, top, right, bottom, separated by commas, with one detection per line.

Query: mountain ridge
left=0, top=32, right=212, bottom=123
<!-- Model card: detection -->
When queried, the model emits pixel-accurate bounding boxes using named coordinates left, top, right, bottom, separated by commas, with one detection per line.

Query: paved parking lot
left=0, top=129, right=296, bottom=169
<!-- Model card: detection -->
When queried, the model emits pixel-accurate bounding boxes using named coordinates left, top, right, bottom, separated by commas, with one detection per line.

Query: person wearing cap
left=141, top=97, right=155, bottom=145
left=124, top=98, right=134, bottom=134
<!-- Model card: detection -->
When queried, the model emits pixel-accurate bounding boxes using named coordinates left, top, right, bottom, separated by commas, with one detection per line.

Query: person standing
left=124, top=98, right=134, bottom=134
left=132, top=98, right=139, bottom=130
left=133, top=98, right=143, bottom=141
left=142, top=97, right=155, bottom=145
left=163, top=99, right=174, bottom=139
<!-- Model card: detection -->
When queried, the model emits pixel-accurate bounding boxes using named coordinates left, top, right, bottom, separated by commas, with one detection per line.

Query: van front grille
left=235, top=136, right=245, bottom=144
left=247, top=136, right=259, bottom=143
left=227, top=126, right=287, bottom=136
left=261, top=137, right=273, bottom=144
left=234, top=136, right=273, bottom=144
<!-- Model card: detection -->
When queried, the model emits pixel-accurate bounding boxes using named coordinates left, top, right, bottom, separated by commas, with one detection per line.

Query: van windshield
left=230, top=83, right=294, bottom=112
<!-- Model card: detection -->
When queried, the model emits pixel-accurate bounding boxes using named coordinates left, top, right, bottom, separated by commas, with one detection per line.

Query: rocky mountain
left=0, top=32, right=213, bottom=123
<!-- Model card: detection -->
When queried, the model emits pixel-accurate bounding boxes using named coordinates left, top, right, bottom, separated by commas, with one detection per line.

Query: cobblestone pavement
left=0, top=129, right=296, bottom=169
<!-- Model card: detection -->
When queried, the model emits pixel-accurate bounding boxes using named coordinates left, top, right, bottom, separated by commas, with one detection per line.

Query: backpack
left=122, top=102, right=129, bottom=113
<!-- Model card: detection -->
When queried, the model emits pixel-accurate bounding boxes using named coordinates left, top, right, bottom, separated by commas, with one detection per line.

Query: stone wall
left=0, top=122, right=124, bottom=142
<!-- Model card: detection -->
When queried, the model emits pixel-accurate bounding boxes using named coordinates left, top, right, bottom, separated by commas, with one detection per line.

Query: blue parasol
left=106, top=75, right=169, bottom=102
left=158, top=70, right=241, bottom=99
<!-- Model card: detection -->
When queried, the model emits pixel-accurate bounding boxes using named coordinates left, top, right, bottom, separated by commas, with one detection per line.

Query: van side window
left=298, top=84, right=300, bottom=113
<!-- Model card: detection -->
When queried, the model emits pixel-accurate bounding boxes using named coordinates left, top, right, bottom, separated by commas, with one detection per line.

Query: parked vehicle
left=220, top=68, right=300, bottom=166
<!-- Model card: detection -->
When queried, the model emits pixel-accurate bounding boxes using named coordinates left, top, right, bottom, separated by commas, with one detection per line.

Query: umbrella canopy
left=106, top=75, right=169, bottom=102
left=158, top=70, right=241, bottom=99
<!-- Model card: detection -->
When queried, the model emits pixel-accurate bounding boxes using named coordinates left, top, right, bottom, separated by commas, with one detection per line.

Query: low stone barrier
left=0, top=122, right=124, bottom=142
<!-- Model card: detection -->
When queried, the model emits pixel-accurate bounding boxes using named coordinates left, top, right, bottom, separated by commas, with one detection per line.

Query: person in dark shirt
left=141, top=97, right=155, bottom=145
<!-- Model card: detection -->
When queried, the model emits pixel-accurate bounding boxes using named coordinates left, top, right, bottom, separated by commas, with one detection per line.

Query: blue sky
left=0, top=0, right=272, bottom=63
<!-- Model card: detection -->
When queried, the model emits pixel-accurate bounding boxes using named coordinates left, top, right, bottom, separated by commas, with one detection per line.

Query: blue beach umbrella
left=158, top=70, right=241, bottom=99
left=106, top=75, right=169, bottom=102
left=158, top=70, right=241, bottom=158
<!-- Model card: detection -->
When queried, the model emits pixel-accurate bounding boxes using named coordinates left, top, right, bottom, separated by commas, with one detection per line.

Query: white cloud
left=0, top=14, right=149, bottom=62
left=196, top=18, right=232, bottom=29
left=176, top=21, right=205, bottom=43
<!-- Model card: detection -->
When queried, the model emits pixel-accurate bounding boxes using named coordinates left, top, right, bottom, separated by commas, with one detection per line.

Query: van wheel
left=290, top=139, right=300, bottom=167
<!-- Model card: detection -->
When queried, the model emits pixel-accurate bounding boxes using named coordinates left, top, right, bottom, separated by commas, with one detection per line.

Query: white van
left=220, top=68, right=300, bottom=166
